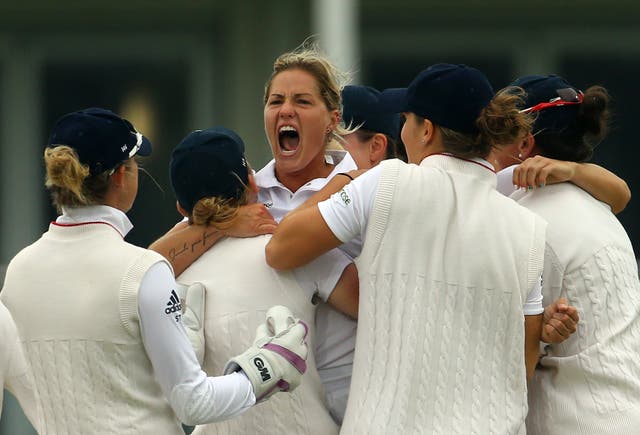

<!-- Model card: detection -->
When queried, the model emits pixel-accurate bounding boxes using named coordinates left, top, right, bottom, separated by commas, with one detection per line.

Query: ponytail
left=189, top=190, right=250, bottom=227
left=577, top=85, right=610, bottom=148
left=44, top=146, right=91, bottom=206
left=534, top=85, right=611, bottom=162
left=44, top=145, right=130, bottom=212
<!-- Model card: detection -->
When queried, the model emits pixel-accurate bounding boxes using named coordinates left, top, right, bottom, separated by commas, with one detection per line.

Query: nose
left=279, top=99, right=295, bottom=118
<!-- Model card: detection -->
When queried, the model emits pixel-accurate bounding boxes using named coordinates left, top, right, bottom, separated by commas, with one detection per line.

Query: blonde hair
left=44, top=145, right=133, bottom=212
left=45, top=146, right=105, bottom=211
left=189, top=190, right=250, bottom=227
left=264, top=39, right=354, bottom=139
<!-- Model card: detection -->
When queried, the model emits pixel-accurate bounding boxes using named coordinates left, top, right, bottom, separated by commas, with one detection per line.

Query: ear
left=369, top=133, right=388, bottom=167
left=328, top=109, right=340, bottom=132
left=422, top=118, right=436, bottom=145
left=247, top=173, right=259, bottom=194
left=175, top=201, right=189, bottom=217
left=519, top=133, right=536, bottom=159
left=109, top=164, right=128, bottom=188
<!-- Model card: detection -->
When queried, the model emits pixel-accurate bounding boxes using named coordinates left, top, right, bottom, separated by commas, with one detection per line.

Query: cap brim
left=379, top=88, right=410, bottom=113
left=136, top=135, right=152, bottom=157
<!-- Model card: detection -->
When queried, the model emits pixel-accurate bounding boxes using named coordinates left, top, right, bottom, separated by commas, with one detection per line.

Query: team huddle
left=1, top=42, right=639, bottom=434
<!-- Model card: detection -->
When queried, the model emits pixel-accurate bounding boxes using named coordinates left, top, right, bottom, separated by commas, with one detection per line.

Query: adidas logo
left=165, top=289, right=183, bottom=314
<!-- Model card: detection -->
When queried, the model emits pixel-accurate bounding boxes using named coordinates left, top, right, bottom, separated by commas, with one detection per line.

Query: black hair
left=534, top=85, right=611, bottom=162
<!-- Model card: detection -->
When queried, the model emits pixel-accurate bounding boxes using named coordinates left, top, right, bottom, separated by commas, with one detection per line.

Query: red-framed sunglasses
left=520, top=88, right=584, bottom=113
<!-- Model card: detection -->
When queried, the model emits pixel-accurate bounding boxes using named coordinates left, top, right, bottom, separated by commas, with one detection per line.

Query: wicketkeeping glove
left=175, top=282, right=206, bottom=365
left=224, top=305, right=308, bottom=403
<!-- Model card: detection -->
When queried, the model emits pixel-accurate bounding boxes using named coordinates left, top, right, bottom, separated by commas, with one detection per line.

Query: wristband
left=337, top=172, right=354, bottom=181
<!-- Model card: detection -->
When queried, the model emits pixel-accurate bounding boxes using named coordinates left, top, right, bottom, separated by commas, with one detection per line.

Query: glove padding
left=175, top=282, right=206, bottom=365
left=224, top=305, right=308, bottom=403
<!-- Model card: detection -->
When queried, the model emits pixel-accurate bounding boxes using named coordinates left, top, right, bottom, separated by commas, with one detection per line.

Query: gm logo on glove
left=253, top=356, right=272, bottom=382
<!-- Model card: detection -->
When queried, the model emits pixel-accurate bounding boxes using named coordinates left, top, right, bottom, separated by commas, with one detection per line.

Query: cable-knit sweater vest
left=514, top=183, right=640, bottom=435
left=0, top=222, right=182, bottom=435
left=177, top=235, right=338, bottom=435
left=340, top=156, right=546, bottom=435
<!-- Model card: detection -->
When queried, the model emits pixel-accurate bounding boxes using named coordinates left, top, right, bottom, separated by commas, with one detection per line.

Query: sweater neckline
left=54, top=205, right=133, bottom=237
left=422, top=152, right=496, bottom=173
left=50, top=220, right=124, bottom=239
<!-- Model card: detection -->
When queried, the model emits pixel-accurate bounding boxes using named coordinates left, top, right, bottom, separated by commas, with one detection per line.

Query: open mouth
left=278, top=125, right=300, bottom=155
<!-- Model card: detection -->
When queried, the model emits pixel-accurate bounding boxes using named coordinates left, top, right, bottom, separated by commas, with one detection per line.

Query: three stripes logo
left=165, top=289, right=183, bottom=315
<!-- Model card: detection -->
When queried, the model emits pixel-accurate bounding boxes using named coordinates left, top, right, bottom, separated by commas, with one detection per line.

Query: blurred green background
left=1, top=1, right=639, bottom=433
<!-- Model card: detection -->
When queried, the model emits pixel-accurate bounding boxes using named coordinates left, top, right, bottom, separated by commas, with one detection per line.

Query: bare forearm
left=149, top=225, right=224, bottom=276
left=524, top=314, right=543, bottom=381
left=266, top=206, right=342, bottom=270
left=572, top=163, right=630, bottom=214
left=150, top=204, right=277, bottom=276
left=513, top=157, right=631, bottom=214
left=298, top=172, right=354, bottom=211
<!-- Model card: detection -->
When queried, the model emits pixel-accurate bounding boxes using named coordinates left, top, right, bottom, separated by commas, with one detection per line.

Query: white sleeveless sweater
left=0, top=222, right=182, bottom=435
left=177, top=235, right=338, bottom=435
left=515, top=183, right=640, bottom=434
left=341, top=156, right=546, bottom=435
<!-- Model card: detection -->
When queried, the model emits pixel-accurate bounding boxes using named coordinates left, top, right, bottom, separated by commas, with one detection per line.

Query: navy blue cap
left=170, top=127, right=249, bottom=213
left=342, top=85, right=401, bottom=139
left=510, top=74, right=581, bottom=133
left=48, top=107, right=152, bottom=175
left=380, top=63, right=494, bottom=134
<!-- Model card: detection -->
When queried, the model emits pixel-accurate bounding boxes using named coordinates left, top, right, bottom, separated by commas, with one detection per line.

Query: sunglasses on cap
left=520, top=88, right=584, bottom=114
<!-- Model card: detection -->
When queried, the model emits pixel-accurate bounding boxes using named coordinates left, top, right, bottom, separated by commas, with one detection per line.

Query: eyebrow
left=268, top=92, right=315, bottom=99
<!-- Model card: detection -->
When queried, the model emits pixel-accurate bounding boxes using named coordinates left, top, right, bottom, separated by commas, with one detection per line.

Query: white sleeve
left=496, top=165, right=519, bottom=197
left=317, top=165, right=382, bottom=243
left=292, top=248, right=353, bottom=302
left=1, top=305, right=39, bottom=430
left=138, top=262, right=256, bottom=425
left=523, top=273, right=544, bottom=315
left=1, top=305, right=28, bottom=381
